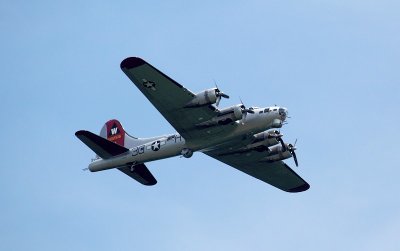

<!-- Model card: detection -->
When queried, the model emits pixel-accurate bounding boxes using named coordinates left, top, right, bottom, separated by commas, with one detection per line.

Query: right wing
left=75, top=130, right=157, bottom=186
left=204, top=147, right=310, bottom=192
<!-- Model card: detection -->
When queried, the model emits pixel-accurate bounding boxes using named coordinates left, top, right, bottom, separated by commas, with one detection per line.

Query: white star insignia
left=142, top=79, right=156, bottom=91
left=151, top=141, right=160, bottom=151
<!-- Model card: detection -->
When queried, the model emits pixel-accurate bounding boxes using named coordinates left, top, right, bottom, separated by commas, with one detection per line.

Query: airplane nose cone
left=279, top=107, right=288, bottom=120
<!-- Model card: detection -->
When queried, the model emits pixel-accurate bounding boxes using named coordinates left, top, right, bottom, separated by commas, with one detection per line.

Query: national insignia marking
left=142, top=79, right=156, bottom=91
left=151, top=140, right=161, bottom=151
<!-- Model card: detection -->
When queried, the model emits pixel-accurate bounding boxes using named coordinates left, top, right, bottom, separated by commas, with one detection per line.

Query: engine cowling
left=262, top=144, right=292, bottom=162
left=196, top=104, right=243, bottom=127
left=185, top=88, right=218, bottom=107
left=246, top=130, right=281, bottom=151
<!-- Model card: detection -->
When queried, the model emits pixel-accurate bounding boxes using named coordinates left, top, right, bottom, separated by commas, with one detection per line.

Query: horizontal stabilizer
left=75, top=130, right=129, bottom=159
left=76, top=130, right=157, bottom=186
left=118, top=163, right=157, bottom=186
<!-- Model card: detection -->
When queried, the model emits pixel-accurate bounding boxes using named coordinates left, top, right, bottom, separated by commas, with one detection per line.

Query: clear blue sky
left=1, top=1, right=399, bottom=250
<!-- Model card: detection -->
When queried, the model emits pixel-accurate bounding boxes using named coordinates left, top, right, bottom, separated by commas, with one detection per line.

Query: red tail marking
left=106, top=119, right=125, bottom=146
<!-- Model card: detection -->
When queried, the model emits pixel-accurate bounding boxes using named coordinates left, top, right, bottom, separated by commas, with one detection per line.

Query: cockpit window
left=273, top=108, right=277, bottom=111
left=264, top=108, right=269, bottom=112
left=259, top=111, right=263, bottom=114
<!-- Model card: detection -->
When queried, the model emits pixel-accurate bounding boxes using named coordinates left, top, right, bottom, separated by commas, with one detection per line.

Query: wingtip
left=75, top=130, right=97, bottom=141
left=144, top=180, right=158, bottom=186
left=120, top=57, right=146, bottom=69
left=75, top=130, right=86, bottom=137
left=287, top=183, right=310, bottom=193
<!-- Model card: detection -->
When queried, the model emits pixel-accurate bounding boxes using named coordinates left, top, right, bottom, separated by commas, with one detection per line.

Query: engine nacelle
left=196, top=104, right=243, bottom=127
left=246, top=130, right=281, bottom=150
left=185, top=88, right=218, bottom=107
left=262, top=144, right=292, bottom=162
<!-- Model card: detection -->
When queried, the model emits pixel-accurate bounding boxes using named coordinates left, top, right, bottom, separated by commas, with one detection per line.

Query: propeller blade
left=292, top=150, right=298, bottom=167
left=216, top=96, right=221, bottom=107
left=219, top=92, right=229, bottom=99
left=213, top=82, right=229, bottom=107
left=214, top=80, right=219, bottom=90
left=241, top=112, right=247, bottom=124
left=238, top=98, right=255, bottom=124
left=277, top=137, right=286, bottom=152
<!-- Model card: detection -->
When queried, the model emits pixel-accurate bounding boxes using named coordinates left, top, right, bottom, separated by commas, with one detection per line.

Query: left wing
left=120, top=57, right=236, bottom=144
left=204, top=148, right=310, bottom=192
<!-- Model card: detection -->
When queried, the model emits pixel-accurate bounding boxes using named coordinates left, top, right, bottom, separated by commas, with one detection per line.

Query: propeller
left=268, top=130, right=286, bottom=152
left=214, top=82, right=229, bottom=107
left=239, top=98, right=255, bottom=124
left=287, top=139, right=298, bottom=167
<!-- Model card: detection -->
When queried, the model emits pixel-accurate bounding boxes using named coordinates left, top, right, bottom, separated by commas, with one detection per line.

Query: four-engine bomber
left=75, top=57, right=309, bottom=193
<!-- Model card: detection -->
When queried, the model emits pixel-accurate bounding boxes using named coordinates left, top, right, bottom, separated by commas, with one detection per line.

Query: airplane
left=75, top=57, right=310, bottom=193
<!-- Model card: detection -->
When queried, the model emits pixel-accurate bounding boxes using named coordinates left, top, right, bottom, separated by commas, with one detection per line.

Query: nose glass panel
left=279, top=108, right=287, bottom=120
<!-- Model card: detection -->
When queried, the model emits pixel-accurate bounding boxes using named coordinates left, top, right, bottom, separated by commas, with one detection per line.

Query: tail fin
left=100, top=119, right=137, bottom=147
left=75, top=120, right=157, bottom=186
